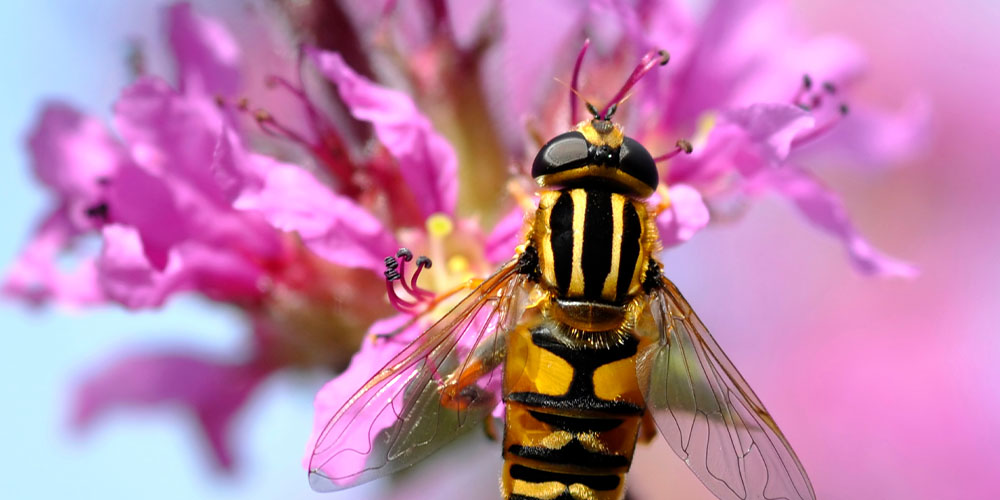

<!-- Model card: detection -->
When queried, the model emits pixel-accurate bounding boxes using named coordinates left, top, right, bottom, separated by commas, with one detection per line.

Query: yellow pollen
left=693, top=111, right=717, bottom=150
left=447, top=255, right=469, bottom=274
left=426, top=213, right=454, bottom=238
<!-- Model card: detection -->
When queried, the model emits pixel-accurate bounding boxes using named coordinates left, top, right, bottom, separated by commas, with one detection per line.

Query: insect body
left=308, top=111, right=816, bottom=500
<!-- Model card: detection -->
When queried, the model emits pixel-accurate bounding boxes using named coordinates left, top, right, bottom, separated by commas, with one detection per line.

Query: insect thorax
left=530, top=188, right=656, bottom=330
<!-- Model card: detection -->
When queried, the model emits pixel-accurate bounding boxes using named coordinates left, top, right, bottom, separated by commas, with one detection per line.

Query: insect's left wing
left=308, top=259, right=531, bottom=491
left=636, top=276, right=816, bottom=500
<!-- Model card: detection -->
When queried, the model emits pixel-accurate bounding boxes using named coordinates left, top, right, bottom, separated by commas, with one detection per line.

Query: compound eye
left=531, top=131, right=590, bottom=178
left=618, top=136, right=659, bottom=194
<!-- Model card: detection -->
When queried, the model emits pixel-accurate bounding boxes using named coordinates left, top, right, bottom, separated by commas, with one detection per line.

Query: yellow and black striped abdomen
left=501, top=312, right=648, bottom=500
left=533, top=189, right=649, bottom=304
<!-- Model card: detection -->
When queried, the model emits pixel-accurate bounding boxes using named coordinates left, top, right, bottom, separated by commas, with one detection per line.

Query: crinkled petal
left=670, top=104, right=815, bottom=186
left=111, top=77, right=280, bottom=264
left=113, top=76, right=227, bottom=201
left=235, top=156, right=398, bottom=274
left=307, top=47, right=457, bottom=218
left=72, top=348, right=269, bottom=471
left=756, top=167, right=918, bottom=277
left=107, top=164, right=188, bottom=270
left=304, top=314, right=422, bottom=480
left=3, top=210, right=103, bottom=306
left=27, top=102, right=125, bottom=230
left=484, top=206, right=527, bottom=265
left=167, top=2, right=241, bottom=97
left=655, top=184, right=711, bottom=248
left=721, top=102, right=816, bottom=164
left=97, top=225, right=263, bottom=309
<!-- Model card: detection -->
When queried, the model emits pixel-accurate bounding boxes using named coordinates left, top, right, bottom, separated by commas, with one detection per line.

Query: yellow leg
left=652, top=184, right=672, bottom=216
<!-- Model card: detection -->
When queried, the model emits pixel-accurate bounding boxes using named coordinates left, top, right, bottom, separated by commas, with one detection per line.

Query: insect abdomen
left=534, top=189, right=648, bottom=304
left=501, top=315, right=646, bottom=500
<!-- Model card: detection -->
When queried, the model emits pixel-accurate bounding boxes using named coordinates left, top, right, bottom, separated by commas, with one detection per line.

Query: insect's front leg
left=439, top=332, right=507, bottom=411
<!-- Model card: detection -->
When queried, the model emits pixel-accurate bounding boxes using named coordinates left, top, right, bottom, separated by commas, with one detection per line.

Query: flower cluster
left=5, top=0, right=924, bottom=481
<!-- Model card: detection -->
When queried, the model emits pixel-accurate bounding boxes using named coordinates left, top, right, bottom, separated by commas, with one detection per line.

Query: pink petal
left=235, top=156, right=398, bottom=275
left=106, top=164, right=188, bottom=270
left=670, top=103, right=815, bottom=185
left=113, top=76, right=227, bottom=202
left=27, top=102, right=126, bottom=230
left=110, top=77, right=280, bottom=266
left=304, top=314, right=422, bottom=485
left=655, top=184, right=711, bottom=248
left=666, top=0, right=789, bottom=124
left=737, top=35, right=868, bottom=105
left=3, top=210, right=103, bottom=306
left=307, top=47, right=458, bottom=218
left=167, top=2, right=241, bottom=97
left=721, top=103, right=816, bottom=164
left=484, top=206, right=527, bottom=265
left=97, top=225, right=264, bottom=309
left=72, top=348, right=270, bottom=471
left=755, top=167, right=918, bottom=278
left=799, top=94, right=932, bottom=168
left=445, top=0, right=494, bottom=50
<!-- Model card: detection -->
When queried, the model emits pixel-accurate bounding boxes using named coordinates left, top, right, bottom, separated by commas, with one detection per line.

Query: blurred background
left=1, top=1, right=998, bottom=499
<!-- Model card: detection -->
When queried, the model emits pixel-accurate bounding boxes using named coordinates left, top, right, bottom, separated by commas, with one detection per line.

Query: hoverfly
left=308, top=57, right=816, bottom=500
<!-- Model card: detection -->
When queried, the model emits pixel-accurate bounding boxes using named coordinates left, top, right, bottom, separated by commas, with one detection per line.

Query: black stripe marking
left=581, top=190, right=613, bottom=301
left=509, top=464, right=620, bottom=491
left=507, top=324, right=643, bottom=415
left=549, top=191, right=574, bottom=296
left=507, top=392, right=643, bottom=415
left=508, top=440, right=630, bottom=469
left=528, top=411, right=624, bottom=433
left=510, top=495, right=575, bottom=500
left=616, top=201, right=642, bottom=302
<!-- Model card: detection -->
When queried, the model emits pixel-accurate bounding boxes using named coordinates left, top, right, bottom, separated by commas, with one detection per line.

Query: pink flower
left=299, top=0, right=924, bottom=492
left=6, top=2, right=481, bottom=473
left=7, top=0, right=926, bottom=492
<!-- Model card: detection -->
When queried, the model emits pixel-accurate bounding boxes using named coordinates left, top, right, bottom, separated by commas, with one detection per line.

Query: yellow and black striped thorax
left=532, top=188, right=652, bottom=304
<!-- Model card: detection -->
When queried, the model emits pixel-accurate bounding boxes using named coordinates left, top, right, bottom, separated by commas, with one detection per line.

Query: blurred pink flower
left=4, top=2, right=479, bottom=472
left=5, top=0, right=926, bottom=492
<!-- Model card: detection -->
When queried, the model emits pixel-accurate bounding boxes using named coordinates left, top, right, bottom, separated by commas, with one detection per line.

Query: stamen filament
left=791, top=105, right=850, bottom=149
left=569, top=39, right=591, bottom=125
left=792, top=74, right=813, bottom=106
left=600, top=49, right=670, bottom=118
left=409, top=257, right=434, bottom=297
left=653, top=140, right=693, bottom=163
left=383, top=249, right=436, bottom=313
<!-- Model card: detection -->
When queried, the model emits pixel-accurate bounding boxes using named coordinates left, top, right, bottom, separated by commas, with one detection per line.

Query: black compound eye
left=618, top=136, right=658, bottom=193
left=531, top=131, right=590, bottom=178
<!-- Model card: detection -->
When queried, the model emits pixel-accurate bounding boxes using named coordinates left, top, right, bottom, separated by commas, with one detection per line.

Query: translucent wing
left=636, top=276, right=816, bottom=500
left=308, top=259, right=531, bottom=491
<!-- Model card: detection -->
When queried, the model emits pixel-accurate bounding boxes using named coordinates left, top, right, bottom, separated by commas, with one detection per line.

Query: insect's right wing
left=308, top=259, right=531, bottom=491
left=636, top=277, right=816, bottom=500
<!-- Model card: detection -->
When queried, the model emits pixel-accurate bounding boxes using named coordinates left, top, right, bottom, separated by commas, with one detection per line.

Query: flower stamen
left=789, top=74, right=851, bottom=148
left=600, top=49, right=670, bottom=118
left=791, top=103, right=850, bottom=149
left=653, top=139, right=694, bottom=163
left=383, top=248, right=435, bottom=313
left=569, top=39, right=591, bottom=125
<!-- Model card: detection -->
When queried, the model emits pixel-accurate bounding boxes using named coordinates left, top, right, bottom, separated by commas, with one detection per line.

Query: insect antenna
left=555, top=77, right=600, bottom=122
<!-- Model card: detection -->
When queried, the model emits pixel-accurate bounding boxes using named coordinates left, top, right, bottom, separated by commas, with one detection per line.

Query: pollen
left=693, top=112, right=717, bottom=150
left=426, top=213, right=454, bottom=238
left=447, top=255, right=469, bottom=274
